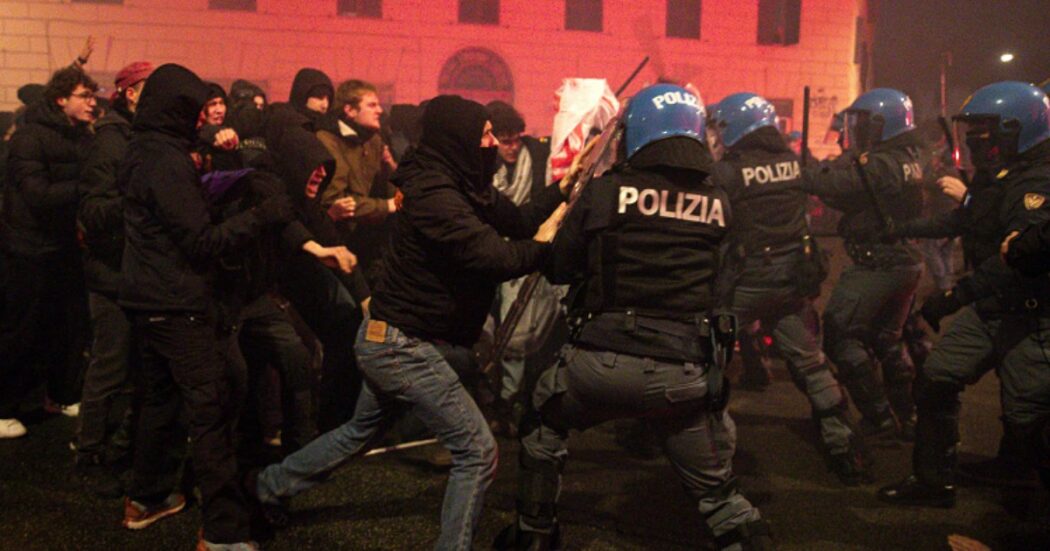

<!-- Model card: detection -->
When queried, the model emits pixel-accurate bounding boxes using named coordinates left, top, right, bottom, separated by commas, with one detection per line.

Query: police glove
left=254, top=193, right=294, bottom=225
left=920, top=280, right=974, bottom=332
left=1003, top=223, right=1050, bottom=277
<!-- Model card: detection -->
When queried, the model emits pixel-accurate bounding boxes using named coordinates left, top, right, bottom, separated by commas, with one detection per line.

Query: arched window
left=438, top=48, right=513, bottom=105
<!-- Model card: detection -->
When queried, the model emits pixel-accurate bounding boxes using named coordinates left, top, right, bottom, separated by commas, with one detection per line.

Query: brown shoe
left=122, top=493, right=186, bottom=530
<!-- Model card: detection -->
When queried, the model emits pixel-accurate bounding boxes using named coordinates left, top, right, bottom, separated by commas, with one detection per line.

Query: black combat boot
left=827, top=445, right=874, bottom=486
left=877, top=475, right=955, bottom=508
left=492, top=522, right=560, bottom=551
left=715, top=519, right=775, bottom=550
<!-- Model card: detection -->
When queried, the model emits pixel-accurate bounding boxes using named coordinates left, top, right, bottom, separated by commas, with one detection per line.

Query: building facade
left=0, top=0, right=872, bottom=158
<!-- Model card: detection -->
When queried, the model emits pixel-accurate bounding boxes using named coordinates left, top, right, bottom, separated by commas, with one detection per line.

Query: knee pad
left=875, top=344, right=916, bottom=385
left=698, top=475, right=739, bottom=504
left=814, top=396, right=850, bottom=419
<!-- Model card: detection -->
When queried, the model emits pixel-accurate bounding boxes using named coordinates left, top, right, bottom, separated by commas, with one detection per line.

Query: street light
left=1000, top=52, right=1015, bottom=63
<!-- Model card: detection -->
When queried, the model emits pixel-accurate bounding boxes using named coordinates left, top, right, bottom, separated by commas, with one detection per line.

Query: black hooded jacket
left=288, top=68, right=333, bottom=124
left=3, top=99, right=92, bottom=256
left=119, top=64, right=282, bottom=313
left=78, top=104, right=133, bottom=295
left=227, top=80, right=267, bottom=145
left=370, top=95, right=565, bottom=346
left=265, top=100, right=371, bottom=301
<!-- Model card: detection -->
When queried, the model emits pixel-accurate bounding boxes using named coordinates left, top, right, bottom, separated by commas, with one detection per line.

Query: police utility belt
left=845, top=241, right=914, bottom=269
left=570, top=310, right=734, bottom=366
left=735, top=240, right=808, bottom=266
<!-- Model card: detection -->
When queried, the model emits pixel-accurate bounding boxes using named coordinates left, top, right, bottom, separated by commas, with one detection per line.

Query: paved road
left=1, top=239, right=1047, bottom=550
left=1, top=360, right=1047, bottom=550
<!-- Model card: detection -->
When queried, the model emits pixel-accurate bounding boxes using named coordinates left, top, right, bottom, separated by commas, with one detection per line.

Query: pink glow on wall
left=0, top=0, right=869, bottom=159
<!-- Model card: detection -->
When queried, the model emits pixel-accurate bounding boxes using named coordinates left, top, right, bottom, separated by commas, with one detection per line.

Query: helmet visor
left=953, top=115, right=1017, bottom=170
left=842, top=110, right=883, bottom=151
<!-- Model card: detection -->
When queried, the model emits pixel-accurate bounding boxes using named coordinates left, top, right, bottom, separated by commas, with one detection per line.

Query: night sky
left=872, top=0, right=1050, bottom=121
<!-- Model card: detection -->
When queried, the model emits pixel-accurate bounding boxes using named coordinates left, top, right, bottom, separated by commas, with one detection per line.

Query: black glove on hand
left=254, top=193, right=294, bottom=225
left=1004, top=224, right=1050, bottom=277
left=920, top=288, right=965, bottom=332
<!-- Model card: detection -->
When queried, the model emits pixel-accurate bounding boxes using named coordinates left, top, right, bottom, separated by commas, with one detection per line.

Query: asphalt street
left=1, top=239, right=1048, bottom=550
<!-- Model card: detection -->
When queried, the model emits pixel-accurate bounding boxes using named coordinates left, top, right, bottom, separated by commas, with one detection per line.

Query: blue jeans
left=256, top=315, right=498, bottom=550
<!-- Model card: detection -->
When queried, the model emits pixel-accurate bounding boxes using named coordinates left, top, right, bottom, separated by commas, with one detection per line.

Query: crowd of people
left=0, top=37, right=1048, bottom=551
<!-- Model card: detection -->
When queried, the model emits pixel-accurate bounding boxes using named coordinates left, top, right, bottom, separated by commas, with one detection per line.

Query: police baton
left=801, top=85, right=811, bottom=167
left=479, top=56, right=650, bottom=379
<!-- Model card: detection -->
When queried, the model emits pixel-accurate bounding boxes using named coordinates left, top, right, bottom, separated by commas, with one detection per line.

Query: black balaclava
left=418, top=95, right=495, bottom=203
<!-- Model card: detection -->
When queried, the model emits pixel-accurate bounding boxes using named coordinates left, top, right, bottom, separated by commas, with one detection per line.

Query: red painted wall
left=0, top=0, right=869, bottom=158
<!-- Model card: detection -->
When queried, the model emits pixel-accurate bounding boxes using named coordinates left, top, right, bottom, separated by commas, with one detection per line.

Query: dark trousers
left=238, top=295, right=317, bottom=453
left=128, top=312, right=250, bottom=544
left=77, top=291, right=134, bottom=458
left=279, top=257, right=362, bottom=431
left=822, top=264, right=920, bottom=425
left=0, top=251, right=89, bottom=416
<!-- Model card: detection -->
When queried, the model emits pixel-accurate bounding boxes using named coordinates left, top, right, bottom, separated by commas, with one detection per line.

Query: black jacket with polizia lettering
left=711, top=126, right=807, bottom=253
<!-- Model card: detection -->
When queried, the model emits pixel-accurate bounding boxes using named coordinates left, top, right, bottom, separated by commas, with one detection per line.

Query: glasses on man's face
left=71, top=92, right=97, bottom=101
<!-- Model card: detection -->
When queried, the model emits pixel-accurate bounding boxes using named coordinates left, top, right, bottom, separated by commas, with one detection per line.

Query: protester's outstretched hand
left=947, top=534, right=990, bottom=551
left=304, top=241, right=357, bottom=274
left=77, top=36, right=95, bottom=65
left=534, top=203, right=568, bottom=243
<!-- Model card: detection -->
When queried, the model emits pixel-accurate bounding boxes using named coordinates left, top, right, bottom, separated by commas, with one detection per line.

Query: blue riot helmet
left=624, top=83, right=706, bottom=160
left=954, top=81, right=1050, bottom=169
left=842, top=88, right=915, bottom=151
left=709, top=92, right=779, bottom=148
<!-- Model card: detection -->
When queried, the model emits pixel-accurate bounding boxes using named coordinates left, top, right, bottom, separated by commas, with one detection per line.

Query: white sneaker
left=0, top=418, right=27, bottom=439
left=45, top=399, right=80, bottom=418
left=59, top=403, right=80, bottom=417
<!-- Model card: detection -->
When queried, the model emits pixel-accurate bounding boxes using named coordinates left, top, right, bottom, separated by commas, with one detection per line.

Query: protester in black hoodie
left=1, top=66, right=97, bottom=439
left=287, top=67, right=333, bottom=124
left=74, top=60, right=153, bottom=495
left=265, top=74, right=372, bottom=429
left=118, top=63, right=292, bottom=549
left=252, top=95, right=567, bottom=550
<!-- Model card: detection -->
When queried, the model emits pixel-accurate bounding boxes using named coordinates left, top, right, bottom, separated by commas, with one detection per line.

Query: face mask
left=480, top=146, right=500, bottom=184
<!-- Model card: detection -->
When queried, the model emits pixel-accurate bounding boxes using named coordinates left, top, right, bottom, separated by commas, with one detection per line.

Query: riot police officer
left=494, top=84, right=771, bottom=550
left=710, top=93, right=868, bottom=484
left=801, top=89, right=926, bottom=438
left=880, top=81, right=1050, bottom=505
